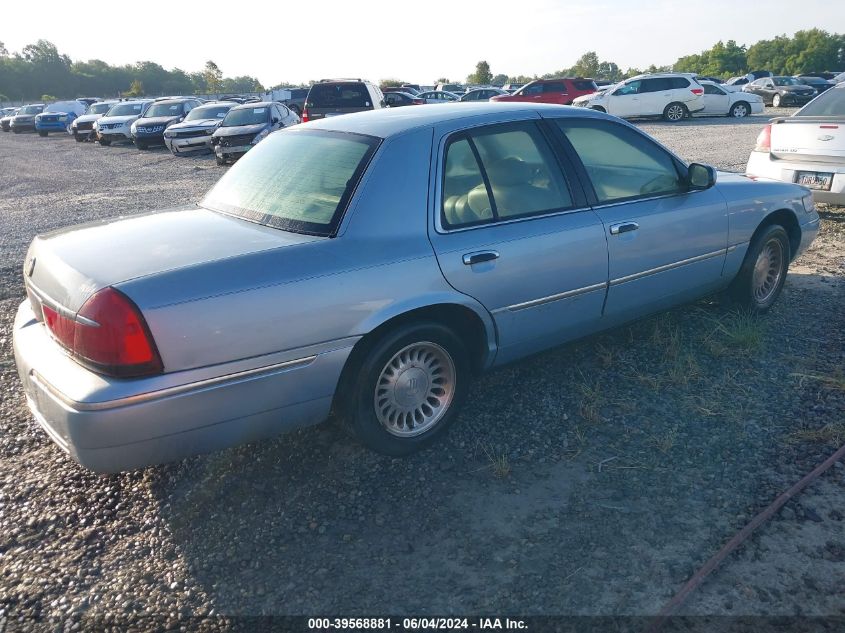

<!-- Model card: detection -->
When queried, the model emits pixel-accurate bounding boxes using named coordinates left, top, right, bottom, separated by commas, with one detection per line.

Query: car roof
left=302, top=102, right=606, bottom=139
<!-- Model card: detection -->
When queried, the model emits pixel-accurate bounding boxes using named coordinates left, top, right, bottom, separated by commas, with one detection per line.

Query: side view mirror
left=688, top=163, right=716, bottom=190
left=272, top=117, right=279, bottom=124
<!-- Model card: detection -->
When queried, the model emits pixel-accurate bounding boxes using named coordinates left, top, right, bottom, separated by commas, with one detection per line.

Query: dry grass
left=787, top=424, right=845, bottom=446
left=708, top=310, right=765, bottom=351
left=480, top=444, right=512, bottom=478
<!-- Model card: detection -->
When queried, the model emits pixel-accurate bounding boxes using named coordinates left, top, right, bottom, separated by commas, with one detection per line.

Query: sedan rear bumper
left=13, top=300, right=350, bottom=472
left=746, top=151, right=845, bottom=205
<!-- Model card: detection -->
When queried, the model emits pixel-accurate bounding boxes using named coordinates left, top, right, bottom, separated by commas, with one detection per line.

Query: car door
left=542, top=81, right=569, bottom=104
left=427, top=119, right=609, bottom=364
left=635, top=78, right=667, bottom=115
left=518, top=82, right=546, bottom=103
left=702, top=83, right=729, bottom=114
left=606, top=80, right=643, bottom=117
left=549, top=117, right=728, bottom=321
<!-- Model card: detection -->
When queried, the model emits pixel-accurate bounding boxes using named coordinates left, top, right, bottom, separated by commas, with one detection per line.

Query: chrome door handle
left=463, top=250, right=499, bottom=265
left=609, top=222, right=639, bottom=235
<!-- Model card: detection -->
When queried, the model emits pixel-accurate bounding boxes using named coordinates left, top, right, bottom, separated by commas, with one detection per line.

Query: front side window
left=520, top=83, right=544, bottom=96
left=543, top=82, right=567, bottom=93
left=201, top=129, right=379, bottom=236
left=614, top=80, right=641, bottom=96
left=441, top=122, right=573, bottom=229
left=555, top=119, right=684, bottom=203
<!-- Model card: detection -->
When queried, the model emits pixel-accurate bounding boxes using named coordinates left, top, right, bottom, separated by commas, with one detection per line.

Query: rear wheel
left=345, top=322, right=470, bottom=456
left=772, top=94, right=782, bottom=108
left=729, top=101, right=750, bottom=118
left=728, top=225, right=790, bottom=312
left=663, top=102, right=687, bottom=122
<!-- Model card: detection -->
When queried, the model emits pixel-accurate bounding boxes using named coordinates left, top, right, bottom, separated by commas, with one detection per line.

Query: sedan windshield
left=143, top=103, right=184, bottom=117
left=773, top=77, right=801, bottom=86
left=797, top=87, right=845, bottom=116
left=221, top=106, right=270, bottom=127
left=107, top=103, right=145, bottom=116
left=87, top=103, right=113, bottom=115
left=185, top=105, right=232, bottom=121
left=201, top=129, right=379, bottom=236
left=20, top=105, right=44, bottom=115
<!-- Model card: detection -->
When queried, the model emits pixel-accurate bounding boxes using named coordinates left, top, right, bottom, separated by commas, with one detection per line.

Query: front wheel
left=99, top=138, right=111, bottom=146
left=38, top=131, right=47, bottom=137
left=728, top=225, right=790, bottom=312
left=730, top=102, right=750, bottom=118
left=215, top=155, right=226, bottom=166
left=74, top=133, right=84, bottom=142
left=346, top=323, right=470, bottom=456
left=772, top=94, right=782, bottom=108
left=663, top=102, right=687, bottom=122
left=135, top=140, right=148, bottom=150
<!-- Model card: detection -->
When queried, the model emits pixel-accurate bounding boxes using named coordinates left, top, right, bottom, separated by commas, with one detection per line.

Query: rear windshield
left=201, top=129, right=380, bottom=236
left=222, top=106, right=270, bottom=127
left=797, top=88, right=845, bottom=116
left=307, top=83, right=371, bottom=108
left=144, top=102, right=184, bottom=117
left=107, top=103, right=145, bottom=116
left=186, top=104, right=232, bottom=121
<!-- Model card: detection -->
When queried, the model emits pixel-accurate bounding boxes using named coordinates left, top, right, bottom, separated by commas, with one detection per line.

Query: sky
left=3, top=0, right=844, bottom=86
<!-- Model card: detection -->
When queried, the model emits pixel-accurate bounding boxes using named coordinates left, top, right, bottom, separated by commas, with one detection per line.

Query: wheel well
left=590, top=105, right=606, bottom=113
left=754, top=209, right=801, bottom=259
left=330, top=304, right=491, bottom=417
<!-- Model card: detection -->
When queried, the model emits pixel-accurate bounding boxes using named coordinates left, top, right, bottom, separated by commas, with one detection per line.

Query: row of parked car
left=0, top=96, right=301, bottom=165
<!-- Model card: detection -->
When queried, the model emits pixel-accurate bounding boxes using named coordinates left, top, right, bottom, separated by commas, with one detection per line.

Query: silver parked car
left=13, top=103, right=819, bottom=472
left=163, top=101, right=235, bottom=154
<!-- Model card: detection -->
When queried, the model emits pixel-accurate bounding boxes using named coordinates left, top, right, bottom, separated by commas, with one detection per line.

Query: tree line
left=453, top=29, right=843, bottom=87
left=0, top=40, right=265, bottom=103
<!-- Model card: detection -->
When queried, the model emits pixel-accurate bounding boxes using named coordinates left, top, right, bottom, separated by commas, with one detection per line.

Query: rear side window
left=572, top=80, right=598, bottom=91
left=442, top=122, right=573, bottom=229
left=798, top=88, right=845, bottom=116
left=555, top=119, right=684, bottom=203
left=669, top=77, right=691, bottom=89
left=201, top=129, right=380, bottom=236
left=307, top=83, right=371, bottom=108
left=543, top=82, right=567, bottom=93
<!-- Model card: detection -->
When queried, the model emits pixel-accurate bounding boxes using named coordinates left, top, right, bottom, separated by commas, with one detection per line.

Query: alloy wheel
left=752, top=238, right=784, bottom=304
left=374, top=341, right=456, bottom=438
left=666, top=104, right=685, bottom=121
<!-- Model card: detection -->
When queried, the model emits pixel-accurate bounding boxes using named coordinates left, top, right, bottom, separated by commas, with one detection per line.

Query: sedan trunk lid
left=25, top=207, right=320, bottom=313
left=770, top=116, right=845, bottom=164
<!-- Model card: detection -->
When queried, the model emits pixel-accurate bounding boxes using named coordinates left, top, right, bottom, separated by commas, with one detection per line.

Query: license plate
left=324, top=112, right=341, bottom=118
left=795, top=171, right=833, bottom=191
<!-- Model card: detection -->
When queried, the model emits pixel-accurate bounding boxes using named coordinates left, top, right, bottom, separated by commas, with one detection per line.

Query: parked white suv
left=94, top=100, right=153, bottom=145
left=572, top=73, right=704, bottom=121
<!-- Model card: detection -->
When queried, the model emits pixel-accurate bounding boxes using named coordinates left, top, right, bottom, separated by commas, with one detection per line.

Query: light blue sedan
left=13, top=103, right=820, bottom=472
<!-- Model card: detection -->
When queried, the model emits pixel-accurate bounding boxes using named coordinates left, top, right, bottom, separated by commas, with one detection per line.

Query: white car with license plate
left=571, top=73, right=704, bottom=121
left=697, top=81, right=764, bottom=118
left=746, top=83, right=845, bottom=205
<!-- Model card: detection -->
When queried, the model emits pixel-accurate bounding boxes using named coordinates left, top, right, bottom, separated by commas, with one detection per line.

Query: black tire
left=74, top=133, right=84, bottom=142
left=729, top=101, right=750, bottom=118
left=345, top=322, right=470, bottom=456
left=663, top=102, right=688, bottom=122
left=772, top=94, right=782, bottom=108
left=12, top=129, right=20, bottom=134
left=728, top=225, right=790, bottom=313
left=590, top=105, right=607, bottom=113
left=215, top=155, right=226, bottom=166
left=136, top=140, right=148, bottom=150
left=288, top=103, right=301, bottom=116
left=99, top=138, right=111, bottom=146
left=38, top=131, right=47, bottom=137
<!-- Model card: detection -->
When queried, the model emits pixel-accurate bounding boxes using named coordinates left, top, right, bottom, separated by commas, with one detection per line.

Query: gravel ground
left=1, top=110, right=843, bottom=629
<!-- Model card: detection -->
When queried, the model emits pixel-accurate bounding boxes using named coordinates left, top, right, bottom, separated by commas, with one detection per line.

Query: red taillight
left=301, top=109, right=310, bottom=123
left=42, top=287, right=162, bottom=377
left=413, top=98, right=424, bottom=105
left=691, top=88, right=704, bottom=95
left=754, top=124, right=772, bottom=153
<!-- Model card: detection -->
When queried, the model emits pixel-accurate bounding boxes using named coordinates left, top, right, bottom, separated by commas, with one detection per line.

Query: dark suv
left=490, top=77, right=598, bottom=105
left=302, top=79, right=384, bottom=122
